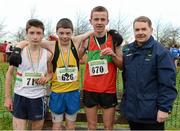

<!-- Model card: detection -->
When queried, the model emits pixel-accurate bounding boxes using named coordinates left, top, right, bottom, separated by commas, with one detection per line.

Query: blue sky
left=0, top=0, right=179, bottom=41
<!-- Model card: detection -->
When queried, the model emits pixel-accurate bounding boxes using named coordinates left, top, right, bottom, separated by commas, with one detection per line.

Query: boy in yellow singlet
left=48, top=18, right=88, bottom=130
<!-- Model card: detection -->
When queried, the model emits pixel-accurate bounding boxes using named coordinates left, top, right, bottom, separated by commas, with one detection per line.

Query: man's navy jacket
left=121, top=36, right=177, bottom=123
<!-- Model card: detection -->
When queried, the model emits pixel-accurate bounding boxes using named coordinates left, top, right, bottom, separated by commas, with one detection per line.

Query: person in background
left=170, top=44, right=179, bottom=67
left=5, top=42, right=14, bottom=61
left=121, top=16, right=177, bottom=130
left=4, top=19, right=53, bottom=130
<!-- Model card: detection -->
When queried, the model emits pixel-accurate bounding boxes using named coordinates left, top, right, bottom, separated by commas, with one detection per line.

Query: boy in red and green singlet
left=79, top=6, right=123, bottom=130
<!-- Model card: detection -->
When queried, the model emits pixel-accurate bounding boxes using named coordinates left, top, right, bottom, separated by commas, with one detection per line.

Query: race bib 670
left=88, top=59, right=108, bottom=76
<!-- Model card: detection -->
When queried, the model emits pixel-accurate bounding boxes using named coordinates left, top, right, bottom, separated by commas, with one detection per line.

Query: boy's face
left=56, top=28, right=73, bottom=45
left=90, top=11, right=109, bottom=34
left=26, top=26, right=44, bottom=45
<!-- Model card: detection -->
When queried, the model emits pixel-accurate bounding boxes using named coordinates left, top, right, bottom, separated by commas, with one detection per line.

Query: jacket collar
left=132, top=36, right=154, bottom=50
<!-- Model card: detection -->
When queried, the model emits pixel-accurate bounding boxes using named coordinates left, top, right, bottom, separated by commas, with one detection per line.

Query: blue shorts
left=49, top=90, right=80, bottom=115
left=13, top=93, right=47, bottom=120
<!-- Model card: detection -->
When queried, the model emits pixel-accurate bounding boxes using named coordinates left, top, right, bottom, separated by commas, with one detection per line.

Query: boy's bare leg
left=31, top=119, right=44, bottom=130
left=103, top=107, right=115, bottom=130
left=85, top=106, right=98, bottom=130
left=13, top=116, right=26, bottom=130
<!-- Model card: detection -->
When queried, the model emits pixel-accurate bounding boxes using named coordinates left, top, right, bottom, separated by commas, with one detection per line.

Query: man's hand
left=157, top=110, right=169, bottom=123
left=9, top=47, right=22, bottom=67
left=4, top=97, right=13, bottom=112
left=109, top=29, right=123, bottom=46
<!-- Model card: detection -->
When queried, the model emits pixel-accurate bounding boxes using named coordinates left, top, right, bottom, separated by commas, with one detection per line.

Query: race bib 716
left=22, top=72, right=43, bottom=87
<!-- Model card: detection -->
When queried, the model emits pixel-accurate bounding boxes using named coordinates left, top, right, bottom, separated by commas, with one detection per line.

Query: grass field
left=0, top=62, right=180, bottom=130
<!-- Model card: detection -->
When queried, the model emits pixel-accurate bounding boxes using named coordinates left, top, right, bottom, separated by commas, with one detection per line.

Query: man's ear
left=151, top=27, right=153, bottom=33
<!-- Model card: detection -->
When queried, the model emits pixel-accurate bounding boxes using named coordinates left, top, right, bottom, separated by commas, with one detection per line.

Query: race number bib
left=56, top=67, right=78, bottom=82
left=88, top=59, right=108, bottom=76
left=22, top=72, right=43, bottom=87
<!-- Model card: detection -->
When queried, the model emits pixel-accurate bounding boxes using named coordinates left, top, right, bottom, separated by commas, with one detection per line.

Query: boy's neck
left=28, top=44, right=41, bottom=51
left=60, top=40, right=71, bottom=49
left=94, top=30, right=106, bottom=38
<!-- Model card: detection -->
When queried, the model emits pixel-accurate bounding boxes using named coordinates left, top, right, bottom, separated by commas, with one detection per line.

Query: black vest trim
left=52, top=40, right=79, bottom=73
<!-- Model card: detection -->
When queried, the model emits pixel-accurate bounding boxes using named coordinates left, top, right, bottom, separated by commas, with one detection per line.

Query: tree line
left=0, top=11, right=180, bottom=47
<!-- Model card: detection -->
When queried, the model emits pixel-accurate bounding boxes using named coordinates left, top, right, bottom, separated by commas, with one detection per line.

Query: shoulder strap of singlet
left=70, top=40, right=79, bottom=70
left=52, top=40, right=79, bottom=73
left=52, top=41, right=59, bottom=73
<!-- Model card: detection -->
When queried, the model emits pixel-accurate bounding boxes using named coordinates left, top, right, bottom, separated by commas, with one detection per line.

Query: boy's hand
left=4, top=97, right=13, bottom=112
left=100, top=47, right=116, bottom=57
left=36, top=75, right=48, bottom=85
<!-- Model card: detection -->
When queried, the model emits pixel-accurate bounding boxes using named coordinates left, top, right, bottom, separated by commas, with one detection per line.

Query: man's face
left=26, top=26, right=44, bottom=45
left=56, top=28, right=72, bottom=45
left=134, top=22, right=153, bottom=45
left=90, top=11, right=109, bottom=34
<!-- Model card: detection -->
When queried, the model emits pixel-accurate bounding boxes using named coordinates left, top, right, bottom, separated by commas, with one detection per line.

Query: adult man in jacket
left=121, top=16, right=177, bottom=130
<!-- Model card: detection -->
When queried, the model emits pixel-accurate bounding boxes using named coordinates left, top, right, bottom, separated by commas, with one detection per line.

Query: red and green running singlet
left=83, top=34, right=117, bottom=93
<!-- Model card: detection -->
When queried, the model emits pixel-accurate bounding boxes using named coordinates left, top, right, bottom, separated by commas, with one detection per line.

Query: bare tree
left=154, top=19, right=162, bottom=42
left=0, top=20, right=7, bottom=39
left=11, top=7, right=40, bottom=42
left=29, top=7, right=38, bottom=19
left=154, top=21, right=180, bottom=47
left=170, top=27, right=180, bottom=45
left=13, top=27, right=26, bottom=42
left=12, top=20, right=55, bottom=42
left=74, top=12, right=91, bottom=35
left=44, top=20, right=55, bottom=39
left=109, top=13, right=132, bottom=40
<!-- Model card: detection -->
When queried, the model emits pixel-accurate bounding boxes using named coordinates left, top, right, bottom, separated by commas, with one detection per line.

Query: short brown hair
left=90, top=6, right=108, bottom=18
left=56, top=18, right=73, bottom=31
left=26, top=19, right=44, bottom=33
left=133, top=16, right=152, bottom=28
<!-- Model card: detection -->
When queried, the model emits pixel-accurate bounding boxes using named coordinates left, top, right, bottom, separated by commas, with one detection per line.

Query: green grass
left=0, top=62, right=14, bottom=130
left=0, top=112, right=12, bottom=130
left=0, top=62, right=180, bottom=129
left=165, top=67, right=180, bottom=129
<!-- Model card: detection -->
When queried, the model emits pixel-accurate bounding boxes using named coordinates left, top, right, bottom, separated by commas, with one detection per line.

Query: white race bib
left=56, top=67, right=78, bottom=82
left=88, top=59, right=108, bottom=76
left=22, top=72, right=43, bottom=87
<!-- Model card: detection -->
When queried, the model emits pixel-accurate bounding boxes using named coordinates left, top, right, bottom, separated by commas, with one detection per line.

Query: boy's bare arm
left=100, top=45, right=123, bottom=70
left=112, top=46, right=123, bottom=69
left=72, top=31, right=93, bottom=49
left=40, top=41, right=55, bottom=54
left=4, top=66, right=15, bottom=112
left=16, top=40, right=55, bottom=54
left=46, top=51, right=53, bottom=82
left=15, top=40, right=29, bottom=49
left=78, top=39, right=89, bottom=59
